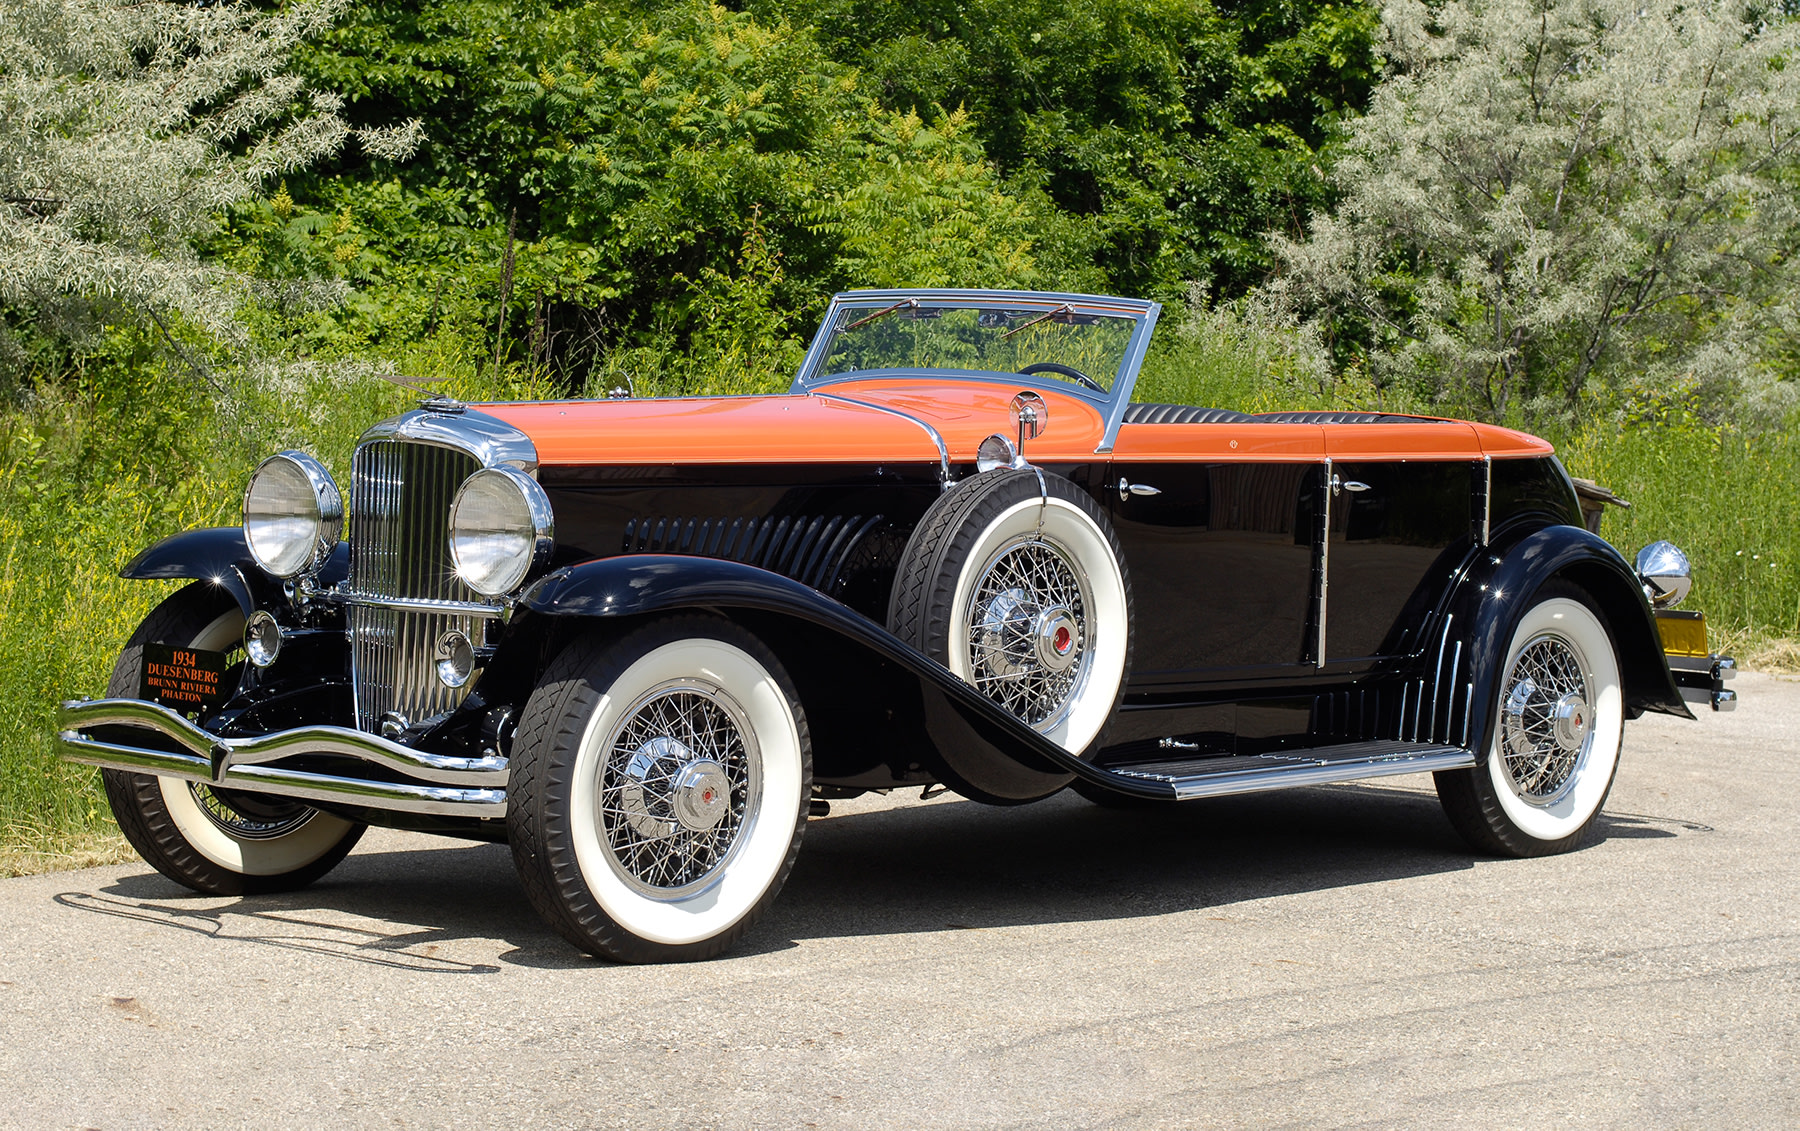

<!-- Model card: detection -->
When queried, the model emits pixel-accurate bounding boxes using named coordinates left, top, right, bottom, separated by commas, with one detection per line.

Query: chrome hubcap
left=601, top=685, right=759, bottom=897
left=1499, top=633, right=1593, bottom=806
left=967, top=535, right=1089, bottom=728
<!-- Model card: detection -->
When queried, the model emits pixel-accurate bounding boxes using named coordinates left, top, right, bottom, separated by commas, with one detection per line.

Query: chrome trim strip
left=1480, top=456, right=1492, bottom=544
left=1096, top=300, right=1160, bottom=454
left=1316, top=457, right=1332, bottom=668
left=59, top=698, right=508, bottom=786
left=1449, top=640, right=1463, bottom=734
left=1462, top=681, right=1476, bottom=747
left=1432, top=614, right=1453, bottom=743
left=357, top=406, right=540, bottom=474
left=814, top=392, right=952, bottom=488
left=316, top=589, right=507, bottom=616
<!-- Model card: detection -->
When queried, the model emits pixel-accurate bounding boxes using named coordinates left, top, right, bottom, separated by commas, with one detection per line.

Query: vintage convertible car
left=58, top=288, right=1736, bottom=962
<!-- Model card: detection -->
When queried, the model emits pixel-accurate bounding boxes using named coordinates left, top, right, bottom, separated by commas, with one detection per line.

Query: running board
left=1103, top=741, right=1476, bottom=801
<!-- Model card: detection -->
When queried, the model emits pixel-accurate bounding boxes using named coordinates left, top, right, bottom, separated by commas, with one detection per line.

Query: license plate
left=1655, top=610, right=1708, bottom=657
left=139, top=643, right=234, bottom=711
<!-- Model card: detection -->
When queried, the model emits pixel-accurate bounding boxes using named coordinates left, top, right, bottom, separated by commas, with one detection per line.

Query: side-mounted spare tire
left=888, top=468, right=1133, bottom=794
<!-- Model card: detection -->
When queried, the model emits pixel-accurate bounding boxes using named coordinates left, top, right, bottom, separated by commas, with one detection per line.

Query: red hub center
left=1053, top=626, right=1072, bottom=654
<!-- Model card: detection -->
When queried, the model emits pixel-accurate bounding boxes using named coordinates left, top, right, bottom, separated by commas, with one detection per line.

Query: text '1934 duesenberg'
left=58, top=289, right=1736, bottom=962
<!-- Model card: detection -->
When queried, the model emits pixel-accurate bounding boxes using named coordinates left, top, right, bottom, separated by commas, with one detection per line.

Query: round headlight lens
left=449, top=467, right=553, bottom=597
left=243, top=452, right=342, bottom=578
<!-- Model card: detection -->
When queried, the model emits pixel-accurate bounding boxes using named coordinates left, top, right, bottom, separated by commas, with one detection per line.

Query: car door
left=1108, top=421, right=1326, bottom=689
left=1320, top=423, right=1485, bottom=668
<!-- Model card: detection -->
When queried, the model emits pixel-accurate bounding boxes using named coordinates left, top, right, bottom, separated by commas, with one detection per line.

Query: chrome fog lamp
left=1635, top=540, right=1693, bottom=608
left=243, top=452, right=343, bottom=578
left=448, top=466, right=554, bottom=597
left=435, top=629, right=476, bottom=689
left=244, top=611, right=283, bottom=668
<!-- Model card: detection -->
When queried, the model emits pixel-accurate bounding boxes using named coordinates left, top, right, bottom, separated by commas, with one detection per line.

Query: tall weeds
left=3, top=319, right=1795, bottom=864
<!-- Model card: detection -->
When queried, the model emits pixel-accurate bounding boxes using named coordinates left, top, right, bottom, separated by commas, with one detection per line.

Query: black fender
left=518, top=554, right=1163, bottom=803
left=120, top=526, right=347, bottom=616
left=1448, top=524, right=1690, bottom=765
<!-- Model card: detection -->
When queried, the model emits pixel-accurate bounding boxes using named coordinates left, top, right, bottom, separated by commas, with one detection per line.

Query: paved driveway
left=3, top=673, right=1795, bottom=1129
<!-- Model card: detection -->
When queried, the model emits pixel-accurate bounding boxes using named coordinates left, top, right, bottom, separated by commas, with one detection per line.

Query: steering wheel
left=1018, top=361, right=1104, bottom=394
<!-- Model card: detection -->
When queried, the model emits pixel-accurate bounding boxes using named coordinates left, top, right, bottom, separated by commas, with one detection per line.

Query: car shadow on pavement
left=51, top=781, right=1701, bottom=969
left=63, top=839, right=580, bottom=972
left=750, top=783, right=1478, bottom=956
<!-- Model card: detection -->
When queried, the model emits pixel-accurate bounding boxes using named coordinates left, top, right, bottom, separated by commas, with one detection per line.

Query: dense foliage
left=227, top=0, right=1377, bottom=385
left=1270, top=0, right=1800, bottom=419
left=0, top=0, right=418, bottom=381
left=2, top=0, right=1799, bottom=865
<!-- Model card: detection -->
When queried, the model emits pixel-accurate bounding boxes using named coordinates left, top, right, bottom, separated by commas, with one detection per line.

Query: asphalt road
left=3, top=673, right=1795, bottom=1129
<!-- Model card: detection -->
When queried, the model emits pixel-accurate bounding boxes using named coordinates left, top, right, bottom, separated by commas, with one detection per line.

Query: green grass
left=3, top=323, right=1796, bottom=868
left=0, top=332, right=541, bottom=863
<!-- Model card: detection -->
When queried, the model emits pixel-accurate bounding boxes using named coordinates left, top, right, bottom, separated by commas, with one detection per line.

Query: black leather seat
left=1121, top=403, right=1256, bottom=424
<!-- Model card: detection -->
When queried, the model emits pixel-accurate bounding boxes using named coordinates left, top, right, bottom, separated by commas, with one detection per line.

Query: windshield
left=810, top=300, right=1140, bottom=395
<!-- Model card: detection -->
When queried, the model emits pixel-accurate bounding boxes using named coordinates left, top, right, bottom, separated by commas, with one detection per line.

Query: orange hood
left=477, top=380, right=1107, bottom=467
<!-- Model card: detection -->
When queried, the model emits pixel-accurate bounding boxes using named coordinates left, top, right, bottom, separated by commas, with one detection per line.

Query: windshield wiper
left=1000, top=303, right=1075, bottom=340
left=842, top=298, right=919, bottom=332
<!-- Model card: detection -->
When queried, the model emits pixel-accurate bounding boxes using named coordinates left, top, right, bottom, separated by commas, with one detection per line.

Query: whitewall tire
left=101, top=583, right=364, bottom=895
left=889, top=470, right=1132, bottom=759
left=1436, top=581, right=1624, bottom=856
left=508, top=615, right=811, bottom=963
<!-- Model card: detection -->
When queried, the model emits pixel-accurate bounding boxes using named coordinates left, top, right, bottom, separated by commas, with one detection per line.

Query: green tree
left=752, top=0, right=1381, bottom=296
left=271, top=0, right=1063, bottom=386
left=1268, top=0, right=1800, bottom=419
left=0, top=0, right=418, bottom=380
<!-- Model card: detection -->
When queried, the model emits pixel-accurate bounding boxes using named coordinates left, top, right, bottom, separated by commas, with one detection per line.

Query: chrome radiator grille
left=348, top=440, right=491, bottom=732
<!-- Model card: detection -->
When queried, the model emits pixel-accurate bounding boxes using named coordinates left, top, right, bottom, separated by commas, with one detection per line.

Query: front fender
left=1451, top=525, right=1690, bottom=763
left=519, top=555, right=1165, bottom=802
left=121, top=527, right=347, bottom=615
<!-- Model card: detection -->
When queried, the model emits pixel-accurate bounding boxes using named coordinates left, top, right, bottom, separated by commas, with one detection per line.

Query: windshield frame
left=791, top=288, right=1161, bottom=455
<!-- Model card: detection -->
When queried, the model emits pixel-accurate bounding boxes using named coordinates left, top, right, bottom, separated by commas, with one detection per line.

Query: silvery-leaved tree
left=1268, top=0, right=1800, bottom=419
left=0, top=0, right=419, bottom=377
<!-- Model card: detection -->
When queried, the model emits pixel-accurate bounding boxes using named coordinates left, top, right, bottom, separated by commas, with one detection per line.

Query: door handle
left=1331, top=475, right=1371, bottom=496
left=1118, top=478, right=1162, bottom=501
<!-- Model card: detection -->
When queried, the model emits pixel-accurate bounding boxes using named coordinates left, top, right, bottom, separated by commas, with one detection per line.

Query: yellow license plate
left=1656, top=610, right=1708, bottom=657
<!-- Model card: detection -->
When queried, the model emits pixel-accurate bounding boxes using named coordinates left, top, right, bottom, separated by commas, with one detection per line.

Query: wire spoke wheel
left=100, top=582, right=364, bottom=894
left=508, top=616, right=810, bottom=963
left=888, top=469, right=1133, bottom=800
left=1434, top=584, right=1623, bottom=857
left=599, top=683, right=760, bottom=899
left=189, top=784, right=318, bottom=841
left=1499, top=633, right=1593, bottom=805
left=966, top=534, right=1091, bottom=728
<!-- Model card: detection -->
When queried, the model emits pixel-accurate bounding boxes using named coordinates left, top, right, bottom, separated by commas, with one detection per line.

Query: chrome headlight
left=243, top=452, right=342, bottom=578
left=1636, top=540, right=1693, bottom=608
left=448, top=466, right=554, bottom=597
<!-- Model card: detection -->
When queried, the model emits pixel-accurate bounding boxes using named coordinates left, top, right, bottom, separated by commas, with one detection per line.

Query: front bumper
left=57, top=698, right=507, bottom=818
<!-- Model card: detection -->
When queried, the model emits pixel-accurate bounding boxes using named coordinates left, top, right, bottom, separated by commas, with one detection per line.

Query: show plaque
left=139, top=643, right=232, bottom=712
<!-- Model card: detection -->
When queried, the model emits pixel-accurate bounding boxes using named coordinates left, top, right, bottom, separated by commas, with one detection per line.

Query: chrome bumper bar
left=57, top=698, right=507, bottom=818
left=1668, top=654, right=1738, bottom=712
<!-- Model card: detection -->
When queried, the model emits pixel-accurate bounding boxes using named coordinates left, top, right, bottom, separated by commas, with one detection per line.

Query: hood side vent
left=623, top=513, right=885, bottom=593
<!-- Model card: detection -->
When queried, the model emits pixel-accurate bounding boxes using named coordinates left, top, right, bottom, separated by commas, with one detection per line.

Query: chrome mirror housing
left=977, top=433, right=1021, bottom=473
left=1635, top=540, right=1692, bottom=608
left=1010, top=390, right=1048, bottom=454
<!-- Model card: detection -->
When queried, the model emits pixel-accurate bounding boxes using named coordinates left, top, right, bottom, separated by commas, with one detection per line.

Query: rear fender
left=1450, top=525, right=1690, bottom=764
left=518, top=555, right=1156, bottom=802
